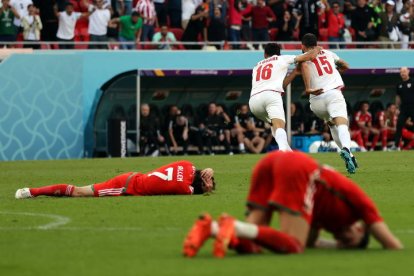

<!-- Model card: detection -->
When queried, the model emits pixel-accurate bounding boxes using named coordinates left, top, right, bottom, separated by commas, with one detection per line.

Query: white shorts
left=249, top=91, right=285, bottom=123
left=309, top=89, right=348, bottom=122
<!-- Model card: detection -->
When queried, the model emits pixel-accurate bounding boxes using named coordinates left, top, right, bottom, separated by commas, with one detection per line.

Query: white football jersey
left=250, top=55, right=296, bottom=97
left=304, top=49, right=344, bottom=98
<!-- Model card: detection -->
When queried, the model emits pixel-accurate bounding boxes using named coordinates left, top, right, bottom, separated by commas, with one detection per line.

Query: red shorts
left=92, top=172, right=141, bottom=197
left=247, top=151, right=320, bottom=224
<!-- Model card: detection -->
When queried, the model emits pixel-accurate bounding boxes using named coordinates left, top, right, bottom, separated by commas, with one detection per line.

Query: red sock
left=230, top=238, right=262, bottom=254
left=371, top=134, right=380, bottom=150
left=254, top=226, right=303, bottom=254
left=30, top=184, right=74, bottom=197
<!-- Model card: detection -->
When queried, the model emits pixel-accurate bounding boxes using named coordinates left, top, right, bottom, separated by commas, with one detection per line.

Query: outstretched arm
left=294, top=46, right=323, bottom=63
left=335, top=59, right=349, bottom=74
left=369, top=221, right=403, bottom=249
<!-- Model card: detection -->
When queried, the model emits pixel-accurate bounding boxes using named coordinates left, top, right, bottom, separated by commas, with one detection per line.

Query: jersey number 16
left=255, top=64, right=273, bottom=81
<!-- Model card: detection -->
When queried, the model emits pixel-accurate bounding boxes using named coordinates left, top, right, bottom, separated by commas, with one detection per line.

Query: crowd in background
left=1, top=0, right=414, bottom=49
left=135, top=100, right=414, bottom=156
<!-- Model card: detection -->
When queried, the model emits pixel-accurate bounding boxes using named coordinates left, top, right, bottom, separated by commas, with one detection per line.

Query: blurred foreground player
left=15, top=161, right=215, bottom=198
left=183, top=151, right=402, bottom=258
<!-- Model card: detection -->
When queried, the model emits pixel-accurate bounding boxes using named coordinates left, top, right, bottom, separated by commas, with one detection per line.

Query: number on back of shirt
left=312, top=56, right=333, bottom=76
left=148, top=167, right=174, bottom=181
left=255, top=64, right=273, bottom=81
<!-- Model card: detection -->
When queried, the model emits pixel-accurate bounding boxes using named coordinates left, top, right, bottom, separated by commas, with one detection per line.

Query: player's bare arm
left=369, top=222, right=403, bottom=250
left=306, top=228, right=338, bottom=249
left=301, top=62, right=323, bottom=96
left=335, top=59, right=349, bottom=74
left=294, top=46, right=323, bottom=63
left=282, top=64, right=301, bottom=90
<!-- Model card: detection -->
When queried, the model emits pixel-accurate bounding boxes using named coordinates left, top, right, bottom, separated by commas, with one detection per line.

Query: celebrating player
left=248, top=43, right=322, bottom=151
left=15, top=161, right=215, bottom=198
left=300, top=33, right=358, bottom=173
left=183, top=151, right=402, bottom=258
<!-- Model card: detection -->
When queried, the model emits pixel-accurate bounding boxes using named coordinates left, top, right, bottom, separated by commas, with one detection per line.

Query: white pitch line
left=0, top=211, right=71, bottom=230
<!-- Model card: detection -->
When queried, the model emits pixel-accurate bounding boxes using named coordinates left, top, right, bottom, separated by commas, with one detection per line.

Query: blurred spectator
left=378, top=0, right=400, bottom=48
left=276, top=10, right=296, bottom=41
left=395, top=0, right=404, bottom=13
left=153, top=0, right=167, bottom=25
left=139, top=103, right=168, bottom=156
left=21, top=4, right=42, bottom=49
left=181, top=0, right=200, bottom=29
left=290, top=102, right=305, bottom=135
left=393, top=67, right=414, bottom=150
left=167, top=0, right=181, bottom=28
left=181, top=5, right=207, bottom=49
left=88, top=0, right=111, bottom=49
left=0, top=0, right=19, bottom=48
left=240, top=0, right=252, bottom=46
left=398, top=0, right=413, bottom=49
left=377, top=103, right=398, bottom=151
left=117, top=0, right=133, bottom=15
left=152, top=24, right=177, bottom=49
left=268, top=0, right=286, bottom=28
left=293, top=0, right=320, bottom=39
left=227, top=0, right=242, bottom=49
left=135, top=0, right=158, bottom=42
left=242, top=0, right=275, bottom=49
left=33, top=0, right=59, bottom=48
left=10, top=0, right=32, bottom=28
left=323, top=0, right=346, bottom=49
left=55, top=3, right=88, bottom=49
left=354, top=101, right=380, bottom=151
left=199, top=102, right=232, bottom=155
left=207, top=7, right=225, bottom=49
left=168, top=113, right=190, bottom=155
left=109, top=11, right=142, bottom=49
left=351, top=0, right=378, bottom=46
left=304, top=107, right=326, bottom=134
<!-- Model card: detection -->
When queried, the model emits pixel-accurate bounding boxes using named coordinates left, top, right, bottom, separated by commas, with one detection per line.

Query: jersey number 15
left=312, top=56, right=333, bottom=76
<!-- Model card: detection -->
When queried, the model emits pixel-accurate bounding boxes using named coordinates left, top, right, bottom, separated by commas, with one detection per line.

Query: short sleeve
left=331, top=51, right=340, bottom=63
left=74, top=12, right=82, bottom=20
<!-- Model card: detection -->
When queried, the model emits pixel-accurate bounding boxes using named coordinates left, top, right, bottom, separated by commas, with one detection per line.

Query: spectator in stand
left=109, top=11, right=142, bottom=50
left=167, top=0, right=181, bottom=28
left=199, top=102, right=232, bottom=155
left=207, top=7, right=225, bottom=49
left=378, top=0, right=401, bottom=48
left=292, top=0, right=320, bottom=39
left=153, top=0, right=167, bottom=25
left=21, top=4, right=42, bottom=49
left=354, top=101, right=380, bottom=151
left=181, top=5, right=207, bottom=49
left=0, top=0, right=20, bottom=48
left=10, top=0, right=32, bottom=29
left=291, top=102, right=305, bottom=136
left=152, top=24, right=177, bottom=49
left=33, top=0, right=59, bottom=49
left=168, top=112, right=190, bottom=155
left=117, top=0, right=133, bottom=15
left=54, top=3, right=88, bottom=49
left=240, top=0, right=252, bottom=46
left=227, top=0, right=242, bottom=49
left=322, top=0, right=346, bottom=49
left=276, top=10, right=296, bottom=41
left=88, top=0, right=111, bottom=49
left=268, top=0, right=286, bottom=28
left=398, top=0, right=413, bottom=49
left=139, top=103, right=169, bottom=156
left=377, top=103, right=399, bottom=151
left=242, top=0, right=275, bottom=49
left=135, top=0, right=158, bottom=42
left=181, top=0, right=200, bottom=29
left=351, top=0, right=378, bottom=47
left=392, top=67, right=414, bottom=150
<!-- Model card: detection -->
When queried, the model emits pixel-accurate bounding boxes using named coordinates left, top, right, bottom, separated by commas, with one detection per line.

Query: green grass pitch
left=1, top=152, right=414, bottom=276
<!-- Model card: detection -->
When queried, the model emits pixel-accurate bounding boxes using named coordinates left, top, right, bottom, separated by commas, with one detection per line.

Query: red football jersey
left=129, top=161, right=196, bottom=196
left=312, top=166, right=383, bottom=234
left=376, top=111, right=397, bottom=128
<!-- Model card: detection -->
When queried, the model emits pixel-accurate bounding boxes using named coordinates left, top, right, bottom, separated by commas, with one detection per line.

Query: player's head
left=192, top=169, right=216, bottom=194
left=65, top=2, right=74, bottom=13
left=131, top=11, right=140, bottom=23
left=335, top=221, right=370, bottom=249
left=301, top=33, right=318, bottom=52
left=264, top=43, right=281, bottom=58
left=400, top=67, right=410, bottom=81
left=386, top=103, right=397, bottom=113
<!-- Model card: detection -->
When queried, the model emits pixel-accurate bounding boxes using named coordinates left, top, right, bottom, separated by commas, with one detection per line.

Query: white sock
left=234, top=220, right=259, bottom=239
left=211, top=221, right=219, bottom=236
left=329, top=125, right=342, bottom=149
left=273, top=128, right=292, bottom=151
left=239, top=143, right=245, bottom=151
left=337, top=124, right=352, bottom=152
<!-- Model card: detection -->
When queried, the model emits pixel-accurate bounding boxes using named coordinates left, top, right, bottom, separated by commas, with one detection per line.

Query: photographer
left=323, top=0, right=346, bottom=49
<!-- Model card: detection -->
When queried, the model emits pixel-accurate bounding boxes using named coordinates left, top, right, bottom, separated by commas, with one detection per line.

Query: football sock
left=211, top=221, right=219, bottom=236
left=329, top=125, right=342, bottom=149
left=230, top=238, right=262, bottom=254
left=337, top=125, right=352, bottom=155
left=254, top=226, right=303, bottom=254
left=371, top=134, right=380, bottom=150
left=234, top=220, right=259, bottom=239
left=30, top=184, right=74, bottom=197
left=239, top=143, right=245, bottom=152
left=274, top=128, right=292, bottom=151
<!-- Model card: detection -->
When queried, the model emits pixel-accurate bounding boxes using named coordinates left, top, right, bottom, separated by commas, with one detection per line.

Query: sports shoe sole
left=340, top=149, right=356, bottom=174
left=183, top=213, right=212, bottom=258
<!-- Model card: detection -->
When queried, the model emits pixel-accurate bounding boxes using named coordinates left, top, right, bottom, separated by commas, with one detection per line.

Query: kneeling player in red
left=15, top=161, right=215, bottom=199
left=183, top=151, right=402, bottom=258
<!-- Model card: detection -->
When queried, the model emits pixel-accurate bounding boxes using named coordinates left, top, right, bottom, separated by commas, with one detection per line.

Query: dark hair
left=131, top=11, right=140, bottom=17
left=302, top=33, right=318, bottom=47
left=357, top=229, right=370, bottom=249
left=264, top=43, right=281, bottom=57
left=191, top=170, right=216, bottom=195
left=386, top=102, right=395, bottom=108
left=65, top=2, right=74, bottom=7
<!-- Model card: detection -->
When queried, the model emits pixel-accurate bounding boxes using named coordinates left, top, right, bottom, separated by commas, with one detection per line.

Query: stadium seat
left=268, top=28, right=279, bottom=41
left=170, top=28, right=184, bottom=41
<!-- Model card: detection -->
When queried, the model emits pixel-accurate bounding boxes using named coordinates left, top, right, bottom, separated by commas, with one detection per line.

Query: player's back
left=305, top=49, right=344, bottom=97
left=251, top=55, right=296, bottom=96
